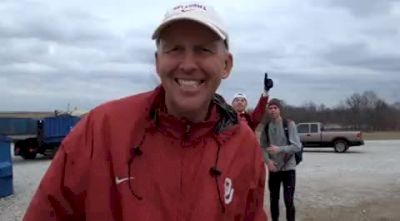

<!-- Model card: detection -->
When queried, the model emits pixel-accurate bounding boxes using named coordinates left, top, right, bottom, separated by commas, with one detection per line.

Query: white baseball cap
left=152, top=2, right=229, bottom=47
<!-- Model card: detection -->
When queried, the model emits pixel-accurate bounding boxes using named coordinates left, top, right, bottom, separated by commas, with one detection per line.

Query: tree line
left=266, top=91, right=400, bottom=131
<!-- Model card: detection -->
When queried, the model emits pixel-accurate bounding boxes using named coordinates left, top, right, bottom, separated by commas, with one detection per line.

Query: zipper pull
left=184, top=124, right=191, bottom=140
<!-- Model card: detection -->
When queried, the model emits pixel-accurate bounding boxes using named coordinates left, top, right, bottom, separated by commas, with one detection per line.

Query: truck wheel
left=21, top=151, right=37, bottom=160
left=334, top=139, right=349, bottom=153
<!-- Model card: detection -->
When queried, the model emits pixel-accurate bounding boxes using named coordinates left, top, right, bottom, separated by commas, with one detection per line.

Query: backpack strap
left=282, top=119, right=295, bottom=166
left=282, top=118, right=291, bottom=145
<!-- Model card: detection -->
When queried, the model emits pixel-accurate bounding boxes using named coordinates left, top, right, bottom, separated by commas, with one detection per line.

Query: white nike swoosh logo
left=115, top=177, right=134, bottom=185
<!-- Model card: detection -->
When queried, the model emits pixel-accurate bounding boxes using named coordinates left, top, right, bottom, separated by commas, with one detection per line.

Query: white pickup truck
left=297, top=122, right=364, bottom=152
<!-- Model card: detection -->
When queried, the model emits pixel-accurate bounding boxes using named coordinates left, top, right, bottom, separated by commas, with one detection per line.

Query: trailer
left=0, top=117, right=38, bottom=136
left=12, top=114, right=81, bottom=159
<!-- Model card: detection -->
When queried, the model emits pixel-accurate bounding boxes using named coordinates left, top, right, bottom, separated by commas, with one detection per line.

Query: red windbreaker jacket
left=23, top=87, right=267, bottom=221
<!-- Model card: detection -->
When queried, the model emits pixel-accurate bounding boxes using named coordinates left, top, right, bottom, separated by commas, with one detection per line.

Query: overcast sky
left=1, top=0, right=399, bottom=111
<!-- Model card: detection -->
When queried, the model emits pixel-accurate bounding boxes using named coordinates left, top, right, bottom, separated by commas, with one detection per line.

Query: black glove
left=264, top=73, right=273, bottom=91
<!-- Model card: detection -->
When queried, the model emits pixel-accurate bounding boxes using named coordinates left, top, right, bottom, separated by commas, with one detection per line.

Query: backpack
left=264, top=118, right=303, bottom=165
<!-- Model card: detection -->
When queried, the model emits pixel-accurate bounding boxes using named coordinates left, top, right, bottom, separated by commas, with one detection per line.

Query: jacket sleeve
left=23, top=115, right=93, bottom=221
left=244, top=140, right=268, bottom=221
left=250, top=94, right=269, bottom=130
left=280, top=121, right=302, bottom=154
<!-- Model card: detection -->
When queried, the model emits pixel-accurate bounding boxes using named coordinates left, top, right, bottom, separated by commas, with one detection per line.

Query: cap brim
left=152, top=16, right=227, bottom=41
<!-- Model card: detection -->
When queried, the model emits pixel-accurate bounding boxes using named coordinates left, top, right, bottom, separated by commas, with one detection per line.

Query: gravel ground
left=1, top=140, right=400, bottom=221
left=0, top=155, right=51, bottom=221
left=294, top=140, right=400, bottom=221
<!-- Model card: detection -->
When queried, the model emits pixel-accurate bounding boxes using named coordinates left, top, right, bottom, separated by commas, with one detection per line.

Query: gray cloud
left=322, top=42, right=400, bottom=72
left=324, top=0, right=398, bottom=17
left=0, top=0, right=158, bottom=111
left=0, top=0, right=399, bottom=111
left=0, top=7, right=113, bottom=45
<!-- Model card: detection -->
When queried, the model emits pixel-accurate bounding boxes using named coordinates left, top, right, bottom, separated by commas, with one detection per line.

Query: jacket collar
left=144, top=86, right=239, bottom=142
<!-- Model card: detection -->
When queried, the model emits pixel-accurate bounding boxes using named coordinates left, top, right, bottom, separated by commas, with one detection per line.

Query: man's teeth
left=178, top=79, right=201, bottom=86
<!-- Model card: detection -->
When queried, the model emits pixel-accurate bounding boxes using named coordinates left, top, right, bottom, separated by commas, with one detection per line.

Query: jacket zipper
left=179, top=123, right=191, bottom=221
left=179, top=150, right=183, bottom=221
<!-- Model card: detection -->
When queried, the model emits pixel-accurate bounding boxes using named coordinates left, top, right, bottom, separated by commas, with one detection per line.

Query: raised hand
left=264, top=72, right=274, bottom=91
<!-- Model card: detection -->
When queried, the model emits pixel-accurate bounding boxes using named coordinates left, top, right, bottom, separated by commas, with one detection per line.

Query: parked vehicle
left=297, top=122, right=364, bottom=153
left=13, top=114, right=80, bottom=159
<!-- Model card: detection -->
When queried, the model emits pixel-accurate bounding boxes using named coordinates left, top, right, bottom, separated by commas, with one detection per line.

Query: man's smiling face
left=156, top=20, right=233, bottom=121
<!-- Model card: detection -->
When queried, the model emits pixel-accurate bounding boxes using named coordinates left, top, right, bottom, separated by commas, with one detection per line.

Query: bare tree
left=260, top=90, right=400, bottom=131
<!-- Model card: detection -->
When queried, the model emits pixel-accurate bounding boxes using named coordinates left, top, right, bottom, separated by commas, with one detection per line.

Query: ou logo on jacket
left=224, top=177, right=234, bottom=205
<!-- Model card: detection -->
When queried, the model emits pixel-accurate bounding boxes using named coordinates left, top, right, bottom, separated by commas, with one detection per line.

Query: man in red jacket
left=232, top=73, right=273, bottom=130
left=23, top=2, right=267, bottom=221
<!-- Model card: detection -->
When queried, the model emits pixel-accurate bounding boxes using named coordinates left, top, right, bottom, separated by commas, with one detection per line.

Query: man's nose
left=179, top=51, right=197, bottom=73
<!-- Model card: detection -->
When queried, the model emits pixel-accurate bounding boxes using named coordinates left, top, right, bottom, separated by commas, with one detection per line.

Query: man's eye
left=165, top=47, right=180, bottom=53
left=201, top=48, right=213, bottom=53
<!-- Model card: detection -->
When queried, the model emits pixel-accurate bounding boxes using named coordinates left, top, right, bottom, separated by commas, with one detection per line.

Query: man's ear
left=221, top=53, right=233, bottom=79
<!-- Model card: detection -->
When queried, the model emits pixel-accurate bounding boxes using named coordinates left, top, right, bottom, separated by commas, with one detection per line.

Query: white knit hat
left=232, top=92, right=247, bottom=101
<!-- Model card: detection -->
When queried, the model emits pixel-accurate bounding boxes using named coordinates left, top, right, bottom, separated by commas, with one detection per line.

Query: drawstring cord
left=126, top=126, right=226, bottom=214
left=127, top=132, right=147, bottom=201
left=209, top=137, right=226, bottom=213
